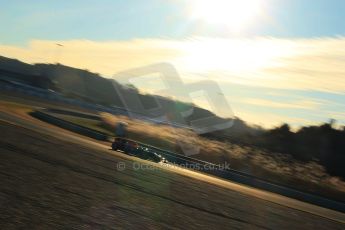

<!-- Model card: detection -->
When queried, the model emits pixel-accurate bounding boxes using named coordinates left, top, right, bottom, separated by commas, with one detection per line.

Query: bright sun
left=190, top=0, right=263, bottom=31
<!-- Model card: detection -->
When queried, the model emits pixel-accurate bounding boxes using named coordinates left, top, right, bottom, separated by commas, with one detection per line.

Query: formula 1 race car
left=111, top=137, right=167, bottom=163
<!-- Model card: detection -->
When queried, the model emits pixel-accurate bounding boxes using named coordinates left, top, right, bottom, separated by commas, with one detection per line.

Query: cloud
left=1, top=37, right=344, bottom=94
left=0, top=39, right=184, bottom=76
left=239, top=98, right=323, bottom=110
left=233, top=108, right=312, bottom=129
left=204, top=37, right=345, bottom=93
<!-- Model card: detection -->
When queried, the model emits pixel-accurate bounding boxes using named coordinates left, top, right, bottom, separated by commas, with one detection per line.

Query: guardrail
left=45, top=108, right=101, bottom=120
left=30, top=110, right=109, bottom=141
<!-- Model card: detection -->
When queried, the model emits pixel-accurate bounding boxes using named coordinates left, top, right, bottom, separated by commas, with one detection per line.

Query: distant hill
left=0, top=55, right=252, bottom=133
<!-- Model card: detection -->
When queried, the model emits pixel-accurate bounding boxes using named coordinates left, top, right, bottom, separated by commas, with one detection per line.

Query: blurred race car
left=111, top=137, right=167, bottom=163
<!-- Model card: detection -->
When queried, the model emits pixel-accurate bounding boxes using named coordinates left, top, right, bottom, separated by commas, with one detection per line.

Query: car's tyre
left=124, top=142, right=130, bottom=154
left=111, top=142, right=118, bottom=151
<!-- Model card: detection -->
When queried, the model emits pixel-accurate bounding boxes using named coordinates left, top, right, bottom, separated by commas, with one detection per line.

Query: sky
left=0, top=0, right=344, bottom=128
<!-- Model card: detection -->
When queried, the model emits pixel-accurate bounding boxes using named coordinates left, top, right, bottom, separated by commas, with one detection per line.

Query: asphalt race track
left=0, top=111, right=344, bottom=229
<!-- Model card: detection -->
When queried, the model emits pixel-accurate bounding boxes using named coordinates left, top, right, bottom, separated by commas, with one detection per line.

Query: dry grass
left=100, top=112, right=345, bottom=198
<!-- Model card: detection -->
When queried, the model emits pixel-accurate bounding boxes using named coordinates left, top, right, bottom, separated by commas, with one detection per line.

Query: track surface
left=0, top=111, right=344, bottom=229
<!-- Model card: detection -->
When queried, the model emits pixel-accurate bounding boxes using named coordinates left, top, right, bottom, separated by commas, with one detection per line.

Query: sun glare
left=176, top=38, right=297, bottom=76
left=190, top=0, right=263, bottom=31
